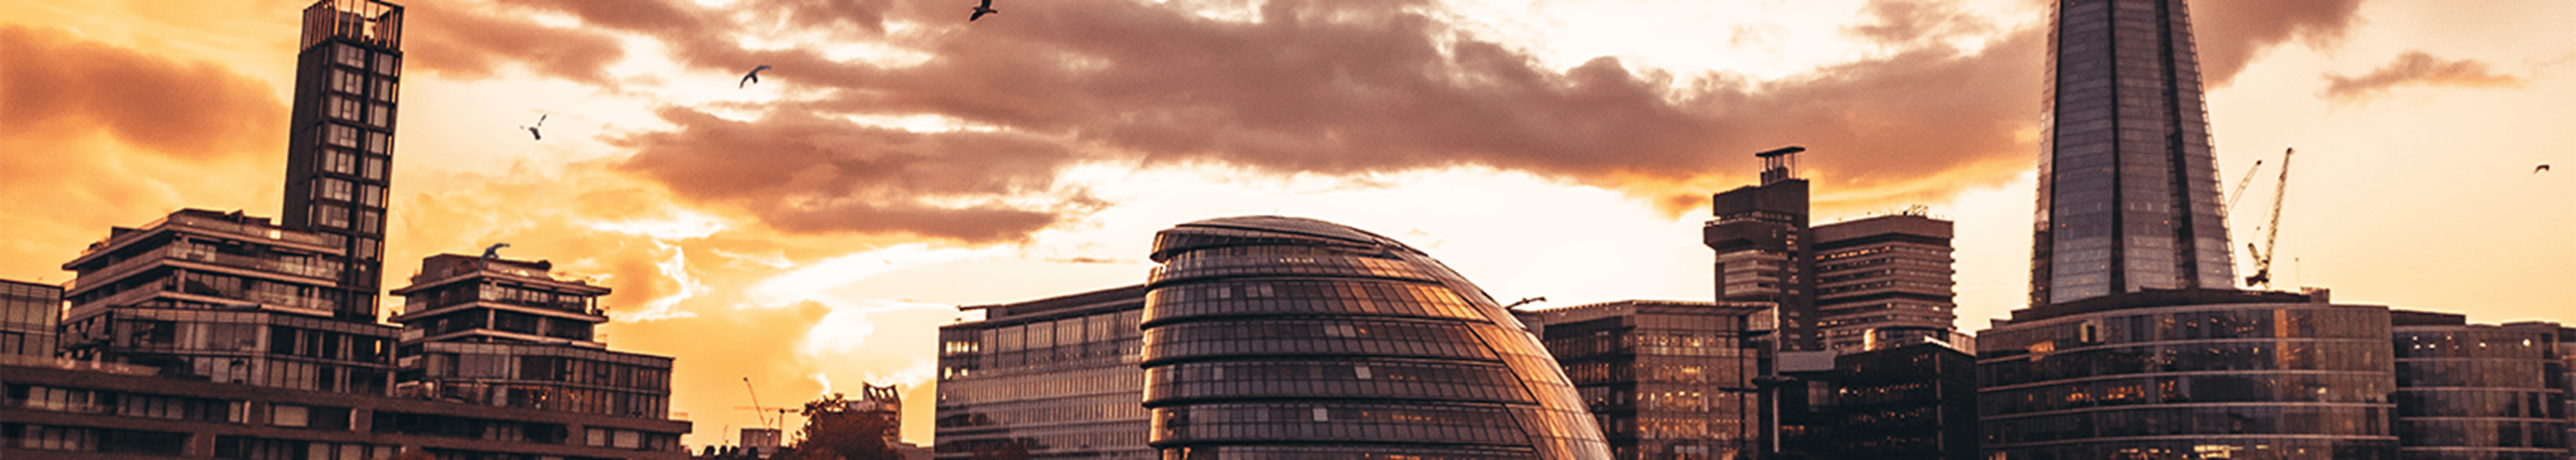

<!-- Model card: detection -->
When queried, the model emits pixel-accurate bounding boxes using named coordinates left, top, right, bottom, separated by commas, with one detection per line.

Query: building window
left=323, top=150, right=356, bottom=174
left=272, top=404, right=309, bottom=427
left=332, top=69, right=365, bottom=95
left=362, top=156, right=387, bottom=180
left=358, top=184, right=384, bottom=207
left=373, top=52, right=398, bottom=75
left=372, top=79, right=396, bottom=103
left=315, top=178, right=352, bottom=202
left=364, top=132, right=390, bottom=155
left=335, top=44, right=365, bottom=67
left=313, top=203, right=349, bottom=228
left=326, top=96, right=362, bottom=121
left=368, top=104, right=392, bottom=128
left=325, top=124, right=359, bottom=148
left=356, top=210, right=380, bottom=234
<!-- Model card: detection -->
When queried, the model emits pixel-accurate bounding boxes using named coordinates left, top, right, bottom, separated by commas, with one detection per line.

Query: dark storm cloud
left=450, top=0, right=2365, bottom=237
left=2320, top=50, right=2525, bottom=103
left=2192, top=0, right=2365, bottom=87
left=0, top=26, right=285, bottom=159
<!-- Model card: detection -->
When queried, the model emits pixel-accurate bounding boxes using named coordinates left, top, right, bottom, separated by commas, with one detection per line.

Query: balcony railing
left=80, top=212, right=345, bottom=259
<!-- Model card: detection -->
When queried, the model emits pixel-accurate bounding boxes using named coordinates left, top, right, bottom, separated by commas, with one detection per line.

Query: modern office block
left=1813, top=214, right=1958, bottom=352
left=2029, top=0, right=2235, bottom=306
left=1138, top=216, right=1610, bottom=458
left=280, top=0, right=405, bottom=322
left=2388, top=311, right=2570, bottom=459
left=1706, top=151, right=1820, bottom=352
left=387, top=254, right=675, bottom=419
left=55, top=209, right=401, bottom=395
left=3, top=279, right=62, bottom=358
left=1521, top=300, right=1767, bottom=459
left=1827, top=342, right=1977, bottom=460
left=1977, top=290, right=2397, bottom=459
left=935, top=285, right=1150, bottom=459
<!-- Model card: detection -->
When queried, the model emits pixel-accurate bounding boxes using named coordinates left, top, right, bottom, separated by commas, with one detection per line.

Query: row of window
left=1544, top=331, right=1750, bottom=359
left=1984, top=372, right=2395, bottom=414
left=412, top=352, right=670, bottom=390
left=937, top=392, right=1151, bottom=429
left=7, top=384, right=245, bottom=423
left=1148, top=372, right=1534, bottom=405
left=2398, top=419, right=2571, bottom=448
left=1984, top=405, right=2392, bottom=445
left=1980, top=307, right=2391, bottom=357
left=1, top=423, right=188, bottom=456
left=939, top=364, right=1142, bottom=405
left=1143, top=318, right=1501, bottom=364
left=1146, top=254, right=1441, bottom=286
left=215, top=436, right=393, bottom=460
left=1153, top=403, right=1533, bottom=446
left=972, top=309, right=1146, bottom=353
left=316, top=148, right=389, bottom=180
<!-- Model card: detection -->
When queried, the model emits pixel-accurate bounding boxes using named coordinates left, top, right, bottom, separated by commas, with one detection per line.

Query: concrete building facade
left=933, top=285, right=1152, bottom=459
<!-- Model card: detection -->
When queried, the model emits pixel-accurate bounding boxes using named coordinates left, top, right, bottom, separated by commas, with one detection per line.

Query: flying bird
left=970, top=0, right=999, bottom=21
left=519, top=114, right=547, bottom=141
left=740, top=65, right=772, bottom=88
left=483, top=242, right=510, bottom=259
left=2539, top=164, right=2553, bottom=173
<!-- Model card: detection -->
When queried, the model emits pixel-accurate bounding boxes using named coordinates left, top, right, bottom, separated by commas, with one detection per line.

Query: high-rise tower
left=280, top=0, right=403, bottom=322
left=1706, top=147, right=1820, bottom=351
left=2030, top=0, right=2234, bottom=306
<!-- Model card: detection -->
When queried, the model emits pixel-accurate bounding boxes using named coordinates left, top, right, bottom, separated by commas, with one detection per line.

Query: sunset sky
left=3, top=0, right=2570, bottom=448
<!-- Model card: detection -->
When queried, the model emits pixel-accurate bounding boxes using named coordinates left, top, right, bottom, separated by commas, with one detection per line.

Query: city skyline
left=4, top=0, right=2571, bottom=448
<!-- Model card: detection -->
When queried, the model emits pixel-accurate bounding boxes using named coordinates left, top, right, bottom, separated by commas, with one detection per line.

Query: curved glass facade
left=1976, top=303, right=2399, bottom=459
left=2391, top=325, right=2570, bottom=460
left=1140, top=216, right=1610, bottom=459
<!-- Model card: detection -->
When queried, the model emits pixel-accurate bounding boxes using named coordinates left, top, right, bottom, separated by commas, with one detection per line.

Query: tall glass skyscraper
left=1138, top=216, right=1610, bottom=459
left=2031, top=0, right=2235, bottom=306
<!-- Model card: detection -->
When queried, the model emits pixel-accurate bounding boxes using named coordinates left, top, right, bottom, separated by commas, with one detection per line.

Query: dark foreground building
left=1520, top=300, right=1767, bottom=460
left=1821, top=342, right=1976, bottom=460
left=1138, top=216, right=1611, bottom=458
left=934, top=285, right=1151, bottom=459
left=1977, top=290, right=2399, bottom=459
left=2388, top=311, right=2570, bottom=459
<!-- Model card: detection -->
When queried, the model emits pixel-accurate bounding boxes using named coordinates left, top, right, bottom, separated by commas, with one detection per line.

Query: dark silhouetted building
left=1824, top=342, right=1975, bottom=460
left=2388, top=311, right=2571, bottom=459
left=55, top=209, right=400, bottom=395
left=1707, top=150, right=1820, bottom=353
left=4, top=2, right=690, bottom=458
left=280, top=0, right=406, bottom=323
left=2028, top=0, right=2236, bottom=306
left=934, top=284, right=1150, bottom=459
left=1977, top=290, right=2398, bottom=459
left=3, top=278, right=61, bottom=358
left=387, top=254, right=676, bottom=419
left=1813, top=214, right=1960, bottom=353
left=1139, top=216, right=1610, bottom=458
left=1520, top=300, right=1767, bottom=460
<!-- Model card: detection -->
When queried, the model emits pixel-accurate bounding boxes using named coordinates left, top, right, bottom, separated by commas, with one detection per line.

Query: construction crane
left=2224, top=159, right=2264, bottom=217
left=2244, top=147, right=2295, bottom=288
left=736, top=377, right=792, bottom=432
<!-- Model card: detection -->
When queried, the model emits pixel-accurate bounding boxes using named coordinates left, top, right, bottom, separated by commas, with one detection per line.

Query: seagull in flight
left=2539, top=164, right=2553, bottom=173
left=970, top=0, right=999, bottom=21
left=519, top=114, right=547, bottom=141
left=740, top=65, right=773, bottom=88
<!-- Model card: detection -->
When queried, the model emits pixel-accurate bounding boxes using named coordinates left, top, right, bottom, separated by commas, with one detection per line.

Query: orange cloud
left=2321, top=50, right=2526, bottom=103
left=2194, top=0, right=2366, bottom=88
left=0, top=25, right=285, bottom=159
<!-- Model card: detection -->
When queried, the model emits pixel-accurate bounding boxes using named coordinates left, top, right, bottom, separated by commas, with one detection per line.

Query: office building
left=1706, top=149, right=1821, bottom=352
left=1977, top=290, right=2399, bottom=459
left=1813, top=214, right=1959, bottom=352
left=1138, top=216, right=1610, bottom=458
left=4, top=2, right=691, bottom=457
left=387, top=254, right=676, bottom=419
left=2028, top=0, right=2236, bottom=306
left=3, top=278, right=61, bottom=358
left=1824, top=342, right=1976, bottom=460
left=54, top=209, right=401, bottom=395
left=1519, top=300, right=1767, bottom=460
left=280, top=0, right=405, bottom=322
left=2388, top=311, right=2570, bottom=459
left=935, top=285, right=1150, bottom=459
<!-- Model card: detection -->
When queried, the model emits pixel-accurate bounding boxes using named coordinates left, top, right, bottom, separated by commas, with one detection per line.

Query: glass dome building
left=1138, top=216, right=1610, bottom=459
